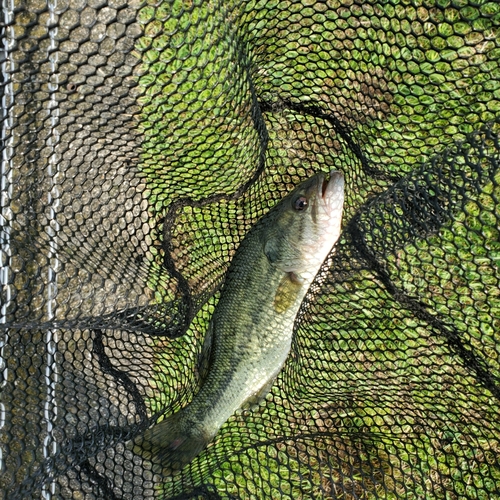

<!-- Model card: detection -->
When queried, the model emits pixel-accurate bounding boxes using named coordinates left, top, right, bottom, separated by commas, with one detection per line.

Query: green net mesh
left=1, top=0, right=500, bottom=498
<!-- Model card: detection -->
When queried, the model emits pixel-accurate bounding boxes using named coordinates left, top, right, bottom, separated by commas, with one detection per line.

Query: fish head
left=263, top=170, right=345, bottom=282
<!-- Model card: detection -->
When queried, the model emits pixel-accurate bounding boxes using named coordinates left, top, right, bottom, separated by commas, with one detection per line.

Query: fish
left=133, top=170, right=345, bottom=473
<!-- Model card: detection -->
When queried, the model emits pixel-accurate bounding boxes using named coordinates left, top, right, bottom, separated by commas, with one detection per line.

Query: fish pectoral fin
left=239, top=377, right=277, bottom=412
left=273, top=273, right=303, bottom=313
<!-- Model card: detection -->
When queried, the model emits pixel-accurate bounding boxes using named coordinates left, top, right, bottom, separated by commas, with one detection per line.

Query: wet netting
left=1, top=0, right=500, bottom=498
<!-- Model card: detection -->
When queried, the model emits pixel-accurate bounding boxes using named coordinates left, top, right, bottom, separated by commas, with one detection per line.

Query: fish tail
left=133, top=411, right=210, bottom=474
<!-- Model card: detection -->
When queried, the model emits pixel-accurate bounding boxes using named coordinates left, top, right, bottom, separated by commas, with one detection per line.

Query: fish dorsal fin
left=273, top=273, right=303, bottom=314
left=196, top=321, right=213, bottom=382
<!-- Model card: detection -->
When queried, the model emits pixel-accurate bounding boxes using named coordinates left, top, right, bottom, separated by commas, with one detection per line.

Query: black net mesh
left=1, top=0, right=500, bottom=498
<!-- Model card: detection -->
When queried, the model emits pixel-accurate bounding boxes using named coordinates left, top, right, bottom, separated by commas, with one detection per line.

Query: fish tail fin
left=132, top=411, right=210, bottom=474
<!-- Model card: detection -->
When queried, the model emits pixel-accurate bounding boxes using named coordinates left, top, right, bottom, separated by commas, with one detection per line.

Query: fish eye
left=293, top=196, right=308, bottom=211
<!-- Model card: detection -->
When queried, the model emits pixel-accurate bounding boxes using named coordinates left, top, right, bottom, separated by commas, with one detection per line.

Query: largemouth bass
left=134, top=170, right=345, bottom=472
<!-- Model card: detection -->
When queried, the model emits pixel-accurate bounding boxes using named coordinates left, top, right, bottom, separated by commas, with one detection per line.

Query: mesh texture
left=1, top=0, right=500, bottom=498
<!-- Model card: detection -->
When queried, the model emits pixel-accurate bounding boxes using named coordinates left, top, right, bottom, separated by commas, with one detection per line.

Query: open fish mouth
left=320, top=170, right=344, bottom=202
left=321, top=176, right=329, bottom=198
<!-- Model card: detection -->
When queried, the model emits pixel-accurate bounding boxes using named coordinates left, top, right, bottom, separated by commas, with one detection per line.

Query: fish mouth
left=321, top=176, right=329, bottom=198
left=320, top=170, right=344, bottom=200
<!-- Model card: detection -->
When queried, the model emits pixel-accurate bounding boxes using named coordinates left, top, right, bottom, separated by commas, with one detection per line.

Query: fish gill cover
left=1, top=0, right=500, bottom=498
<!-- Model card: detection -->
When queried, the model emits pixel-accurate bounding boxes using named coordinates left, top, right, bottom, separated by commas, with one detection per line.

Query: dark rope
left=348, top=217, right=500, bottom=401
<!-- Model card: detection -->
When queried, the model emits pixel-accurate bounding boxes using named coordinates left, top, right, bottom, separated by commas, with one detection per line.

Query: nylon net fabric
left=1, top=0, right=500, bottom=498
